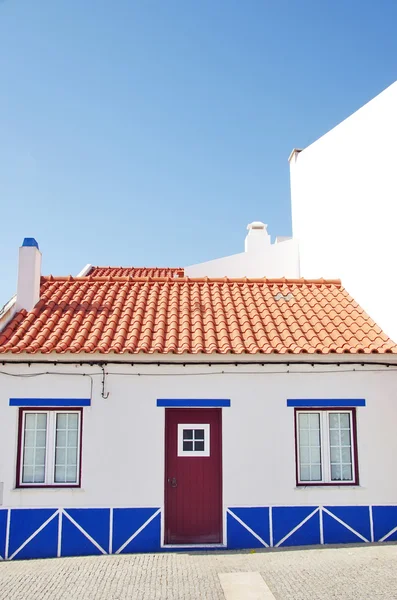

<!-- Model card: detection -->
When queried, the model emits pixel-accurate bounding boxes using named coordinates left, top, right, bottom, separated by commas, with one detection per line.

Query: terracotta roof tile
left=0, top=276, right=396, bottom=355
left=89, top=266, right=184, bottom=278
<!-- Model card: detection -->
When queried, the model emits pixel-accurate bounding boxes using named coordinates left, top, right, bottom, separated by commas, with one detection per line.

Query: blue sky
left=1, top=0, right=397, bottom=301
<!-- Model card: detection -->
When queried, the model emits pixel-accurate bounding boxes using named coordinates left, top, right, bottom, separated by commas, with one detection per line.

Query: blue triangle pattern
left=0, top=510, right=7, bottom=558
left=8, top=509, right=57, bottom=557
left=113, top=508, right=160, bottom=554
left=277, top=511, right=320, bottom=547
left=227, top=511, right=267, bottom=550
left=272, top=506, right=318, bottom=546
left=14, top=515, right=58, bottom=560
left=64, top=509, right=110, bottom=552
left=372, top=506, right=397, bottom=541
left=61, top=516, right=103, bottom=557
left=324, top=506, right=370, bottom=541
left=229, top=508, right=270, bottom=546
left=323, top=511, right=364, bottom=544
left=118, top=513, right=161, bottom=553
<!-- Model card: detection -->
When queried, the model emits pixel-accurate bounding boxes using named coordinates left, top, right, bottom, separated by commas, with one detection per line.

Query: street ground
left=1, top=543, right=397, bottom=599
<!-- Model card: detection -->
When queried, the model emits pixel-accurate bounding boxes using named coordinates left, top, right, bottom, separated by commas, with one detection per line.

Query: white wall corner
left=15, top=238, right=42, bottom=313
left=288, top=148, right=303, bottom=164
left=0, top=296, right=17, bottom=333
left=77, top=264, right=93, bottom=277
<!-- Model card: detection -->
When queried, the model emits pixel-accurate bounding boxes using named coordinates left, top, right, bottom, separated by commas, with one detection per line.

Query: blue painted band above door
left=157, top=399, right=231, bottom=408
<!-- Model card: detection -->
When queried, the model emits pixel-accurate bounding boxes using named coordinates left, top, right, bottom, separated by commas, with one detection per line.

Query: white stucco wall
left=185, top=239, right=300, bottom=278
left=290, top=80, right=397, bottom=341
left=1, top=358, right=396, bottom=513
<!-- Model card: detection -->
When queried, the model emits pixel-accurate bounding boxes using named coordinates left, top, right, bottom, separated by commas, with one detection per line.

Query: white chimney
left=244, top=222, right=271, bottom=253
left=16, top=238, right=42, bottom=312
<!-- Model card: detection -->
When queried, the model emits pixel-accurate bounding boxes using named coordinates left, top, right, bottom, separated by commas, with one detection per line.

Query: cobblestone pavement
left=1, top=544, right=397, bottom=600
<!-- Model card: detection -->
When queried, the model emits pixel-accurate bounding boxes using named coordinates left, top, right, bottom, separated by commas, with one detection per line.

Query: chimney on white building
left=244, top=222, right=271, bottom=253
left=16, top=238, right=42, bottom=312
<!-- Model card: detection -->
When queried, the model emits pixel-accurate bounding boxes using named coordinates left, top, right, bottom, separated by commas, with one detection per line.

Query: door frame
left=162, top=405, right=224, bottom=546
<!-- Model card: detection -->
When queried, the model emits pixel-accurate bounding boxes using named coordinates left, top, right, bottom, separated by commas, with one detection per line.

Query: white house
left=0, top=231, right=397, bottom=561
left=289, top=80, right=397, bottom=343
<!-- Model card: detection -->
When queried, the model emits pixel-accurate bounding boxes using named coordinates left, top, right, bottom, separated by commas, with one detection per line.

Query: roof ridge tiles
left=40, top=275, right=343, bottom=286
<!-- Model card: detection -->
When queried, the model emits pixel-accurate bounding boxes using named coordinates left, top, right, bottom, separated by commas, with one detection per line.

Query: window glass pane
left=329, top=413, right=339, bottom=428
left=331, top=464, right=342, bottom=480
left=341, top=447, right=352, bottom=463
left=66, top=466, right=77, bottom=482
left=329, top=429, right=340, bottom=445
left=25, top=414, right=36, bottom=430
left=299, top=447, right=310, bottom=463
left=341, top=429, right=351, bottom=446
left=183, top=441, right=193, bottom=451
left=34, top=465, right=45, bottom=482
left=54, top=412, right=79, bottom=484
left=22, top=413, right=47, bottom=484
left=23, top=446, right=35, bottom=466
left=339, top=413, right=350, bottom=428
left=57, top=414, right=68, bottom=429
left=342, top=464, right=353, bottom=480
left=194, top=429, right=205, bottom=440
left=56, top=430, right=67, bottom=447
left=329, top=412, right=353, bottom=482
left=298, top=413, right=322, bottom=482
left=22, top=466, right=34, bottom=483
left=194, top=441, right=205, bottom=451
left=68, top=414, right=79, bottom=429
left=300, top=465, right=310, bottom=481
left=310, top=430, right=320, bottom=445
left=310, top=447, right=321, bottom=463
left=310, top=465, right=321, bottom=481
left=183, top=430, right=193, bottom=440
left=36, top=413, right=47, bottom=429
left=308, top=413, right=320, bottom=429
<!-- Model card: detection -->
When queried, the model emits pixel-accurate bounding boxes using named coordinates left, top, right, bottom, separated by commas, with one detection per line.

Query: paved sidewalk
left=1, top=544, right=397, bottom=600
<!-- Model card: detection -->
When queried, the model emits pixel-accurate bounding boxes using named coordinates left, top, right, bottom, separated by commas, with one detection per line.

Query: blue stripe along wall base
left=1, top=505, right=397, bottom=560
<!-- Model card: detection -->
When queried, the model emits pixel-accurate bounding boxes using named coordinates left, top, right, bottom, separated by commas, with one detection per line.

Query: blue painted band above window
left=157, top=399, right=231, bottom=408
left=9, top=398, right=91, bottom=407
left=287, top=399, right=366, bottom=408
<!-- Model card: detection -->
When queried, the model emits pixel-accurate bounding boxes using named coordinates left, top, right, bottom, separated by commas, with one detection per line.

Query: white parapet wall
left=290, top=80, right=397, bottom=341
left=185, top=222, right=300, bottom=279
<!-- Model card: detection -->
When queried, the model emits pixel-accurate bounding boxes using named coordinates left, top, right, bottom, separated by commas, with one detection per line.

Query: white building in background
left=289, top=80, right=397, bottom=341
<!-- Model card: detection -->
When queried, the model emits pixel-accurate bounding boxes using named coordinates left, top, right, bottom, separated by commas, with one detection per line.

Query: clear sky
left=1, top=0, right=397, bottom=301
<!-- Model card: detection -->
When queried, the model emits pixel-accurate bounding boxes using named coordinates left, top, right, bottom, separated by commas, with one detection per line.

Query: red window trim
left=16, top=407, right=83, bottom=489
left=294, top=407, right=359, bottom=487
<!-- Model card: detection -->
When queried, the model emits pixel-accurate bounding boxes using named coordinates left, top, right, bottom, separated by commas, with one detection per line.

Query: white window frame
left=296, top=409, right=357, bottom=485
left=177, top=423, right=210, bottom=457
left=18, top=409, right=82, bottom=487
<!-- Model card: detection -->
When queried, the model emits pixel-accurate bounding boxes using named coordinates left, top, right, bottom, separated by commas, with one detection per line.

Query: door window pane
left=22, top=413, right=47, bottom=484
left=178, top=424, right=210, bottom=456
left=298, top=412, right=322, bottom=481
left=54, top=413, right=79, bottom=484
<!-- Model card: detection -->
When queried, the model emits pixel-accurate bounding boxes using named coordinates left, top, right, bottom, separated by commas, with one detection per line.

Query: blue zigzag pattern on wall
left=2, top=504, right=397, bottom=559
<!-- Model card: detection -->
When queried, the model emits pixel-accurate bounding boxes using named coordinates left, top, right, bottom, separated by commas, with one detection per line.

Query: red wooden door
left=164, top=408, right=222, bottom=544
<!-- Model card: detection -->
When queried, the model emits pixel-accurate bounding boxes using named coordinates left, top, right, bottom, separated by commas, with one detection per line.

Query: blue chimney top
left=22, top=238, right=39, bottom=249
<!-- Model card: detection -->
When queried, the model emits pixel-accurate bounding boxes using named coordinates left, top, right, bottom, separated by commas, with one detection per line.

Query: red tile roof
left=0, top=276, right=395, bottom=355
left=89, top=267, right=184, bottom=278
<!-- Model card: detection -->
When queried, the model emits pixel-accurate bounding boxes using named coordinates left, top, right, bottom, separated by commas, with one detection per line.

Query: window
left=295, top=409, right=358, bottom=485
left=17, top=409, right=82, bottom=487
left=177, top=424, right=210, bottom=456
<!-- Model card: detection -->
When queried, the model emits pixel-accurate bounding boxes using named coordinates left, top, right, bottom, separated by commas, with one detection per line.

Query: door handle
left=168, top=477, right=177, bottom=488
